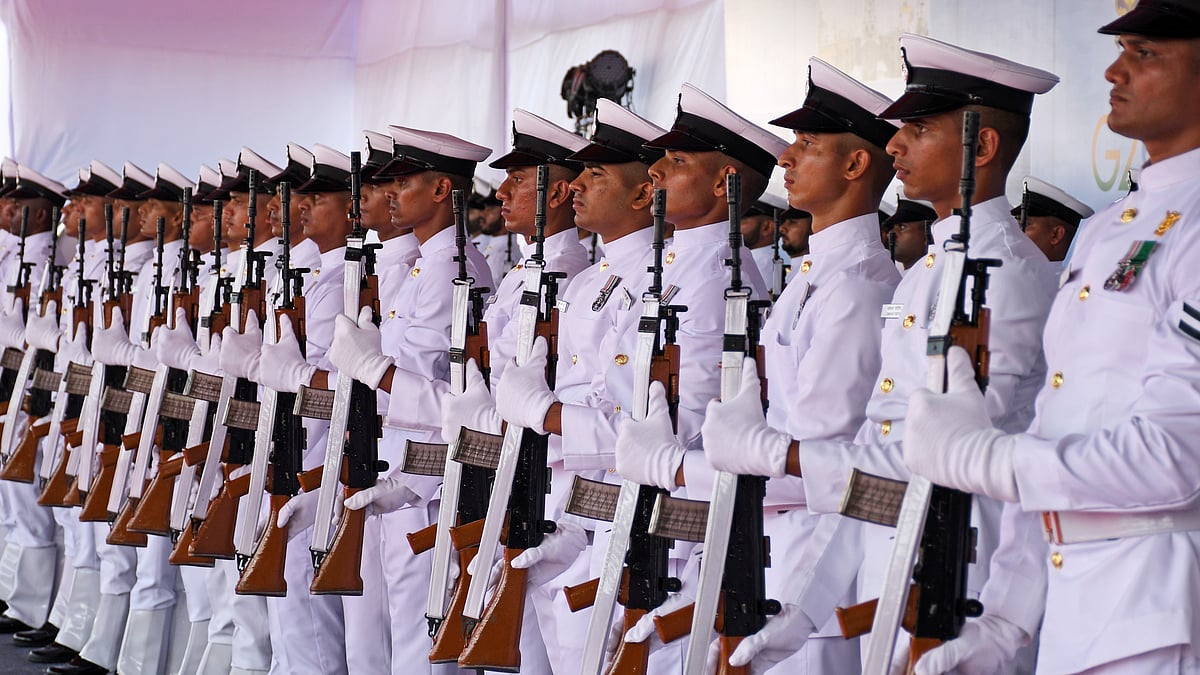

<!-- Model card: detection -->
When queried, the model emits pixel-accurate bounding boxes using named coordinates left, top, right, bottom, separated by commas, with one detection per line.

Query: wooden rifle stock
left=654, top=599, right=727, bottom=644
left=0, top=417, right=50, bottom=483
left=297, top=466, right=323, bottom=493
left=79, top=443, right=121, bottom=522
left=235, top=494, right=290, bottom=597
left=128, top=452, right=185, bottom=535
left=836, top=585, right=919, bottom=639
left=169, top=524, right=215, bottom=568
left=713, top=636, right=751, bottom=675
left=458, top=547, right=529, bottom=671
left=107, top=492, right=148, bottom=547
left=448, top=518, right=486, bottom=551
left=183, top=441, right=211, bottom=467
left=310, top=486, right=368, bottom=595
left=428, top=546, right=479, bottom=663
left=604, top=608, right=652, bottom=675
left=38, top=428, right=83, bottom=507
left=189, top=470, right=252, bottom=559
left=565, top=568, right=631, bottom=613
left=407, top=522, right=438, bottom=555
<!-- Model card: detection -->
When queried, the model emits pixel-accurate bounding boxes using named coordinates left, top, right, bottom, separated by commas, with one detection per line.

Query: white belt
left=1041, top=506, right=1200, bottom=545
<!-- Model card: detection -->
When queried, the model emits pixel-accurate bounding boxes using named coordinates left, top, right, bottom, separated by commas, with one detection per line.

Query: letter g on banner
left=1092, top=114, right=1143, bottom=193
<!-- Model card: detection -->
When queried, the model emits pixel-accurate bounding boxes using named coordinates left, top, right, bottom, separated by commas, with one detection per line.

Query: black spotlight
left=561, top=50, right=635, bottom=135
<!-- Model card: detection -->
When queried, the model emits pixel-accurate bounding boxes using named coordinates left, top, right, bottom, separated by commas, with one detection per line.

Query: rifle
left=672, top=174, right=778, bottom=674
left=0, top=210, right=62, bottom=482
left=111, top=213, right=191, bottom=544
left=571, top=188, right=687, bottom=675
left=162, top=204, right=227, bottom=564
left=70, top=210, right=130, bottom=508
left=236, top=181, right=310, bottom=595
left=189, top=172, right=269, bottom=558
left=0, top=205, right=59, bottom=476
left=37, top=219, right=93, bottom=504
left=307, top=151, right=385, bottom=594
left=458, top=165, right=567, bottom=671
left=843, top=110, right=994, bottom=674
left=0, top=206, right=32, bottom=404
left=770, top=206, right=786, bottom=301
left=400, top=189, right=493, bottom=661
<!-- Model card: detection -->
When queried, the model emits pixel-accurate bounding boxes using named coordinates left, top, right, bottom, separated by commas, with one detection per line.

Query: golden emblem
left=665, top=251, right=675, bottom=265
left=1120, top=208, right=1137, bottom=223
left=800, top=260, right=812, bottom=274
left=1155, top=211, right=1181, bottom=236
left=924, top=253, right=935, bottom=268
left=903, top=315, right=915, bottom=329
left=614, top=354, right=628, bottom=366
left=1051, top=371, right=1064, bottom=389
left=880, top=377, right=894, bottom=394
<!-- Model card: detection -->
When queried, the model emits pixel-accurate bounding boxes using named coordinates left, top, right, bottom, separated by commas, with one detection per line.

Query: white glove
left=219, top=309, right=261, bottom=380
left=0, top=299, right=26, bottom=349
left=904, top=346, right=1019, bottom=502
left=895, top=614, right=1027, bottom=675
left=343, top=477, right=418, bottom=515
left=26, top=301, right=62, bottom=352
left=624, top=549, right=699, bottom=652
left=328, top=307, right=393, bottom=390
left=714, top=603, right=816, bottom=674
left=277, top=488, right=340, bottom=541
left=615, top=381, right=687, bottom=490
left=510, top=520, right=587, bottom=586
left=92, top=307, right=149, bottom=367
left=703, top=360, right=791, bottom=478
left=259, top=314, right=316, bottom=393
left=494, top=336, right=557, bottom=434
left=55, top=322, right=91, bottom=370
left=441, top=359, right=502, bottom=442
left=192, top=334, right=223, bottom=375
left=155, top=309, right=203, bottom=371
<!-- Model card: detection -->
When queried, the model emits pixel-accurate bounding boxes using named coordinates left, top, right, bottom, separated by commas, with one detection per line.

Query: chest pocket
left=1091, top=290, right=1155, bottom=426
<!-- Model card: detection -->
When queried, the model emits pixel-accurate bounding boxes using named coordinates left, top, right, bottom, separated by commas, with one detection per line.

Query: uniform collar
left=124, top=239, right=155, bottom=257
left=808, top=212, right=880, bottom=256
left=380, top=232, right=419, bottom=263
left=931, top=195, right=1013, bottom=246
left=518, top=229, right=581, bottom=259
left=600, top=226, right=655, bottom=262
left=319, top=245, right=347, bottom=270
left=1139, top=146, right=1200, bottom=191
left=671, top=220, right=729, bottom=249
left=419, top=224, right=457, bottom=254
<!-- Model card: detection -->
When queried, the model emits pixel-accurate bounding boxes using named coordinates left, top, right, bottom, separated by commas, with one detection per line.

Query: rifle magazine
left=647, top=493, right=708, bottom=543
left=450, top=429, right=503, bottom=470
left=564, top=476, right=621, bottom=523
left=840, top=469, right=907, bottom=527
left=402, top=440, right=449, bottom=477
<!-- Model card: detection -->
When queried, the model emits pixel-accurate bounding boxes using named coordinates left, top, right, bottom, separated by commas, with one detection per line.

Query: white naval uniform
left=530, top=226, right=656, bottom=673
left=475, top=232, right=517, bottom=287
left=373, top=225, right=492, bottom=675
left=481, top=229, right=590, bottom=389
left=260, top=238, right=348, bottom=675
left=795, top=197, right=1057, bottom=669
left=0, top=231, right=61, bottom=629
left=1004, top=148, right=1200, bottom=673
left=79, top=239, right=165, bottom=671
left=559, top=219, right=767, bottom=672
left=750, top=243, right=784, bottom=293
left=48, top=239, right=110, bottom=653
left=756, top=213, right=899, bottom=673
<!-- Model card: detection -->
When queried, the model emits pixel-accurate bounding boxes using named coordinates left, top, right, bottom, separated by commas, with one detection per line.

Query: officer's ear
left=713, top=164, right=737, bottom=199
left=429, top=175, right=454, bottom=203
left=629, top=180, right=653, bottom=211
left=547, top=179, right=573, bottom=209
left=1049, top=221, right=1067, bottom=246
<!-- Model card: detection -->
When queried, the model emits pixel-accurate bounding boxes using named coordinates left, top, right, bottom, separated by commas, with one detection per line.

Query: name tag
left=556, top=299, right=570, bottom=312
left=881, top=303, right=904, bottom=320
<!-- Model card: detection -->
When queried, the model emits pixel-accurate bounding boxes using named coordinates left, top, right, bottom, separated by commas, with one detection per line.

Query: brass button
left=902, top=314, right=915, bottom=329
left=571, top=354, right=578, bottom=365
left=608, top=468, right=616, bottom=474
left=614, top=354, right=628, bottom=366
left=665, top=251, right=676, bottom=265
left=600, top=262, right=609, bottom=271
left=410, top=267, right=420, bottom=277
left=924, top=253, right=935, bottom=269
left=613, top=405, right=621, bottom=413
left=881, top=420, right=892, bottom=436
left=1078, top=285, right=1090, bottom=301
left=387, top=310, right=396, bottom=319
left=800, top=260, right=812, bottom=274
left=1050, top=551, right=1063, bottom=569
left=880, top=377, right=894, bottom=393
left=1051, top=371, right=1064, bottom=389
left=1120, top=208, right=1137, bottom=223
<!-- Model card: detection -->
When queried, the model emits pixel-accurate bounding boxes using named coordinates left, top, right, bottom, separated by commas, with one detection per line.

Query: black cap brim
left=1099, top=3, right=1200, bottom=38
left=883, top=201, right=938, bottom=228
left=878, top=90, right=972, bottom=121
left=488, top=149, right=582, bottom=172
left=293, top=175, right=350, bottom=194
left=9, top=185, right=66, bottom=207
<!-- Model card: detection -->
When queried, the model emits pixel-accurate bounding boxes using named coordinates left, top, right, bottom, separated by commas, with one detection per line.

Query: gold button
left=571, top=354, right=578, bottom=365
left=1051, top=371, right=1064, bottom=388
left=800, top=260, right=812, bottom=274
left=220, top=266, right=228, bottom=275
left=613, top=405, right=621, bottom=413
left=902, top=315, right=915, bottom=329
left=410, top=267, right=420, bottom=277
left=880, top=377, right=894, bottom=393
left=881, top=420, right=892, bottom=436
left=600, top=262, right=609, bottom=271
left=388, top=310, right=396, bottom=319
left=1120, top=208, right=1137, bottom=223
left=1051, top=551, right=1063, bottom=569
left=515, top=264, right=523, bottom=270
left=313, top=269, right=320, bottom=277
left=614, top=354, right=628, bottom=366
left=608, top=468, right=616, bottom=474
left=665, top=252, right=676, bottom=265
left=924, top=253, right=936, bottom=268
left=1078, top=285, right=1090, bottom=301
